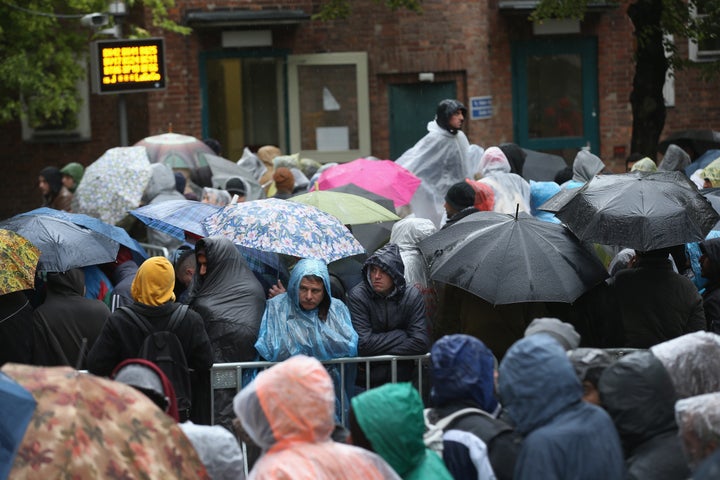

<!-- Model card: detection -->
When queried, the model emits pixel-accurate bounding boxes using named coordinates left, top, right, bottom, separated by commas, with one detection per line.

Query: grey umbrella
left=521, top=148, right=568, bottom=182
left=546, top=171, right=719, bottom=251
left=657, top=129, right=720, bottom=158
left=0, top=214, right=120, bottom=272
left=418, top=210, right=608, bottom=305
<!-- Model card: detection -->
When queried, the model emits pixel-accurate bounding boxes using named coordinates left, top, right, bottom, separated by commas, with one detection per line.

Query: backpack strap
left=427, top=407, right=494, bottom=431
left=167, top=304, right=188, bottom=332
left=118, top=306, right=152, bottom=336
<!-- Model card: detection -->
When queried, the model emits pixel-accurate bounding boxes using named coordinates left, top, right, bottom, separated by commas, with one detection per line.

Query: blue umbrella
left=0, top=371, right=36, bottom=480
left=685, top=149, right=720, bottom=177
left=19, top=208, right=147, bottom=260
left=130, top=199, right=221, bottom=240
left=0, top=214, right=120, bottom=272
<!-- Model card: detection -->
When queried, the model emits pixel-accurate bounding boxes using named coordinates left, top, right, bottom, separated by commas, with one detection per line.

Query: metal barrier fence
left=210, top=353, right=432, bottom=427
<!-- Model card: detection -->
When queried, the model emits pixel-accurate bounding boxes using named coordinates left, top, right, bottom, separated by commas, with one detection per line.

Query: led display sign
left=90, top=38, right=166, bottom=94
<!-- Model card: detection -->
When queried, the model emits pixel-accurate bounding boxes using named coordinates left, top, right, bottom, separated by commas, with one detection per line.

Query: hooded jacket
left=188, top=236, right=266, bottom=363
left=700, top=237, right=720, bottom=332
left=255, top=258, right=357, bottom=362
left=351, top=382, right=453, bottom=480
left=33, top=268, right=110, bottom=369
left=499, top=335, right=624, bottom=480
left=659, top=144, right=691, bottom=172
left=529, top=180, right=561, bottom=224
left=477, top=147, right=531, bottom=215
left=39, top=166, right=73, bottom=212
left=563, top=150, right=605, bottom=189
left=87, top=257, right=213, bottom=378
left=233, top=355, right=401, bottom=480
left=347, top=244, right=429, bottom=355
left=599, top=351, right=690, bottom=480
left=429, top=334, right=519, bottom=480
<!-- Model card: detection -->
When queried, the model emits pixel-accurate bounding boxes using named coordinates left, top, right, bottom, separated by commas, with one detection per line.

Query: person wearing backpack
left=424, top=334, right=520, bottom=480
left=87, top=256, right=214, bottom=422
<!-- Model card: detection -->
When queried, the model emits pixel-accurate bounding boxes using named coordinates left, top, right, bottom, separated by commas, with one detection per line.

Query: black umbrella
left=657, top=129, right=720, bottom=158
left=418, top=210, right=608, bottom=305
left=521, top=148, right=568, bottom=182
left=548, top=171, right=719, bottom=251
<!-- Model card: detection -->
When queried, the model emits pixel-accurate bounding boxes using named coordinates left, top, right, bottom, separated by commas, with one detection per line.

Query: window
left=689, top=4, right=720, bottom=62
left=287, top=52, right=370, bottom=163
left=21, top=61, right=91, bottom=142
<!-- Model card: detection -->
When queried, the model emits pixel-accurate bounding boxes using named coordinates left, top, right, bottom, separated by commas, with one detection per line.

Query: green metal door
left=512, top=37, right=599, bottom=159
left=389, top=82, right=456, bottom=160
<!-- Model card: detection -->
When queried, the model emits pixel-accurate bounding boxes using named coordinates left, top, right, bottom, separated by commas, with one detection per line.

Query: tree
left=313, top=0, right=422, bottom=21
left=0, top=0, right=188, bottom=129
left=532, top=0, right=720, bottom=157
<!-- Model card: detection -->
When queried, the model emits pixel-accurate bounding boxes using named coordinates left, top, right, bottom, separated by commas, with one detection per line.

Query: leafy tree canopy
left=0, top=0, right=187, bottom=128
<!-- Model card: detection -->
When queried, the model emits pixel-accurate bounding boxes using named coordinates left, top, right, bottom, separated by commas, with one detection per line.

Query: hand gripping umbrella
left=419, top=210, right=608, bottom=305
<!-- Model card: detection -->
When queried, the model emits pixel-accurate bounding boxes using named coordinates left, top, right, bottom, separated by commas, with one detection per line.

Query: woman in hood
left=349, top=382, right=453, bottom=480
left=476, top=147, right=531, bottom=214
left=233, top=355, right=400, bottom=479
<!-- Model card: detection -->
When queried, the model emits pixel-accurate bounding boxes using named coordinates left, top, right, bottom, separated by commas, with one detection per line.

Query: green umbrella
left=290, top=190, right=400, bottom=225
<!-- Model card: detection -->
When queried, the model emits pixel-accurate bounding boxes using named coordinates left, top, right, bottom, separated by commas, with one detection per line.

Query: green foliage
left=313, top=0, right=422, bottom=21
left=0, top=0, right=188, bottom=127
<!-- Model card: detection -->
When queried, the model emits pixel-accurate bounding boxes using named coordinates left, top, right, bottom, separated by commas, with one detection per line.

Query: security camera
left=81, top=13, right=109, bottom=28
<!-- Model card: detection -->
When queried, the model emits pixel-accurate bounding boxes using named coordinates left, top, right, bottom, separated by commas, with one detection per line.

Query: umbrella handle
left=515, top=203, right=519, bottom=220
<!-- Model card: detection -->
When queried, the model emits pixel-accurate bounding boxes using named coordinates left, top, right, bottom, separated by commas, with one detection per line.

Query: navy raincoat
left=499, top=335, right=624, bottom=479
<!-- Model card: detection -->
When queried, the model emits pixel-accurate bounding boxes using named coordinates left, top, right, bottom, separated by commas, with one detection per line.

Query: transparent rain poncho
left=477, top=147, right=531, bottom=214
left=675, top=392, right=720, bottom=469
left=651, top=332, right=720, bottom=399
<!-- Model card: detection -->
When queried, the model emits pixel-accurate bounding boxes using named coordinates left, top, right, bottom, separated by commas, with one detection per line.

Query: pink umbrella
left=315, top=158, right=421, bottom=208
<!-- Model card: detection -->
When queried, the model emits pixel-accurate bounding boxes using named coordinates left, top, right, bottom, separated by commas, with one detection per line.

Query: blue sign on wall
left=470, top=96, right=492, bottom=120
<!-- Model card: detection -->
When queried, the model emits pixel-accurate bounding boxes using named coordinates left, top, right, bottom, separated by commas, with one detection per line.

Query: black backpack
left=119, top=305, right=192, bottom=420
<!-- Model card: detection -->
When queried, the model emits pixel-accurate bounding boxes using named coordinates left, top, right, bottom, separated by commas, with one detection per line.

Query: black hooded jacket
left=33, top=269, right=110, bottom=369
left=599, top=351, right=690, bottom=480
left=435, top=99, right=467, bottom=135
left=700, top=237, right=720, bottom=332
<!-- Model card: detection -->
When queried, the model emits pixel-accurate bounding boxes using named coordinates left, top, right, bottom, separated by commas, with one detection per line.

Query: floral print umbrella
left=0, top=229, right=40, bottom=295
left=2, top=363, right=210, bottom=479
left=72, top=146, right=153, bottom=226
left=202, top=198, right=365, bottom=263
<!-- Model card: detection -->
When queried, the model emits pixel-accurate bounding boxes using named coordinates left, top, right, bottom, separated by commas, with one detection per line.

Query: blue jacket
left=499, top=335, right=625, bottom=480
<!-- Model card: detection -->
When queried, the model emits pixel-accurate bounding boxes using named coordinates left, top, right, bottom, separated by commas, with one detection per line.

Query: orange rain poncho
left=233, top=355, right=401, bottom=479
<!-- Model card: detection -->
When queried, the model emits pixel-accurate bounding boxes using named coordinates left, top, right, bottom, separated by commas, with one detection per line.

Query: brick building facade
left=1, top=0, right=718, bottom=219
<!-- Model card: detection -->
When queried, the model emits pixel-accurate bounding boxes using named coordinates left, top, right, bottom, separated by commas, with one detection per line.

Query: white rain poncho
left=675, top=392, right=720, bottom=469
left=396, top=117, right=476, bottom=228
left=477, top=146, right=531, bottom=214
left=651, top=332, right=720, bottom=399
left=233, top=356, right=401, bottom=480
left=180, top=422, right=245, bottom=480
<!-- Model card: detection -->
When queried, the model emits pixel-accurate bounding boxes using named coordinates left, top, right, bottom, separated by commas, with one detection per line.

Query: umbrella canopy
left=0, top=229, right=41, bottom=295
left=543, top=171, right=719, bottom=251
left=521, top=148, right=568, bottom=182
left=419, top=210, right=608, bottom=305
left=2, top=363, right=210, bottom=479
left=0, top=371, right=36, bottom=480
left=202, top=198, right=365, bottom=263
left=685, top=148, right=720, bottom=177
left=0, top=214, right=119, bottom=272
left=20, top=208, right=148, bottom=260
left=73, top=146, right=153, bottom=226
left=197, top=152, right=264, bottom=200
left=131, top=199, right=221, bottom=240
left=326, top=183, right=397, bottom=212
left=136, top=132, right=214, bottom=170
left=658, top=129, right=720, bottom=158
left=315, top=158, right=421, bottom=208
left=290, top=190, right=400, bottom=225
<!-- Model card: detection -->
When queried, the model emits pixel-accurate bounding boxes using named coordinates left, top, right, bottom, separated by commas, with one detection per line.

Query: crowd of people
left=4, top=100, right=720, bottom=478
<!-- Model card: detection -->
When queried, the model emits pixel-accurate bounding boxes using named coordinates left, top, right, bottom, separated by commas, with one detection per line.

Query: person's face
left=369, top=265, right=394, bottom=296
left=704, top=178, right=714, bottom=189
left=681, top=427, right=716, bottom=470
left=581, top=381, right=602, bottom=406
left=62, top=174, right=75, bottom=190
left=38, top=176, right=50, bottom=195
left=448, top=110, right=464, bottom=130
left=700, top=254, right=714, bottom=279
left=178, top=264, right=195, bottom=287
left=298, top=276, right=324, bottom=311
left=196, top=252, right=208, bottom=276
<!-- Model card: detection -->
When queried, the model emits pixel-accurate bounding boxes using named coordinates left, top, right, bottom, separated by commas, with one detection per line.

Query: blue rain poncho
left=255, top=258, right=358, bottom=362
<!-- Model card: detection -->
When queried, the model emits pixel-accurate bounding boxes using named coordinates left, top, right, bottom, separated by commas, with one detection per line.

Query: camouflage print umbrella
left=72, top=146, right=153, bottom=226
left=0, top=229, right=40, bottom=295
